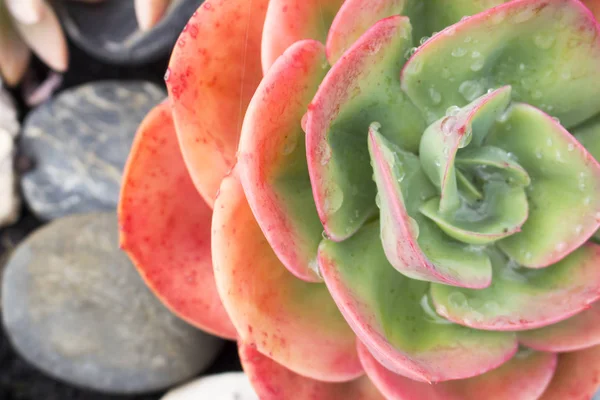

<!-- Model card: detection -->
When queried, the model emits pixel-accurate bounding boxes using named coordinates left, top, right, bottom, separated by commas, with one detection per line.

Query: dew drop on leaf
left=428, top=87, right=442, bottom=104
left=452, top=47, right=467, bottom=57
left=458, top=80, right=484, bottom=101
left=533, top=33, right=555, bottom=49
left=324, top=183, right=343, bottom=214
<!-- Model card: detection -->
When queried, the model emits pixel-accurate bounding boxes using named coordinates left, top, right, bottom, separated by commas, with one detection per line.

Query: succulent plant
left=120, top=0, right=600, bottom=398
left=0, top=0, right=173, bottom=86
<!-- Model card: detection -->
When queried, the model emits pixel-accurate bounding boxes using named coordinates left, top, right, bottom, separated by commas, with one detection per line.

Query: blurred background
left=0, top=0, right=245, bottom=399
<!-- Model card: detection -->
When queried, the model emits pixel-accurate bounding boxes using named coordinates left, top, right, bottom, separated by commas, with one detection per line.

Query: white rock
left=161, top=372, right=258, bottom=400
left=0, top=86, right=20, bottom=227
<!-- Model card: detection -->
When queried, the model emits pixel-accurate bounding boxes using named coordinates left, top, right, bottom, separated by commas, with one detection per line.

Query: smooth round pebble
left=1, top=212, right=223, bottom=394
left=0, top=87, right=21, bottom=227
left=56, top=0, right=203, bottom=65
left=162, top=372, right=258, bottom=400
left=20, top=81, right=164, bottom=220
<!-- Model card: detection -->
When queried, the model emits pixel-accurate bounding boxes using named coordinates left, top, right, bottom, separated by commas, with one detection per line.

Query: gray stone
left=0, top=86, right=21, bottom=227
left=20, top=81, right=165, bottom=220
left=1, top=212, right=223, bottom=394
left=56, top=0, right=204, bottom=65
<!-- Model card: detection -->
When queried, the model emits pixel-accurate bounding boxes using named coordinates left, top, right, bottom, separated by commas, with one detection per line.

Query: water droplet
left=535, top=149, right=543, bottom=159
left=534, top=33, right=555, bottom=49
left=163, top=68, right=171, bottom=81
left=461, top=15, right=470, bottom=21
left=397, top=172, right=406, bottom=183
left=446, top=106, right=461, bottom=117
left=458, top=80, right=484, bottom=101
left=320, top=143, right=332, bottom=166
left=321, top=231, right=330, bottom=240
left=491, top=10, right=506, bottom=24
left=420, top=36, right=430, bottom=45
left=555, top=150, right=564, bottom=163
left=405, top=58, right=423, bottom=75
left=445, top=26, right=456, bottom=36
left=519, top=63, right=526, bottom=71
left=568, top=143, right=575, bottom=152
left=301, top=113, right=309, bottom=132
left=308, top=258, right=321, bottom=278
left=452, top=47, right=467, bottom=57
left=441, top=116, right=456, bottom=136
left=525, top=252, right=532, bottom=260
left=448, top=292, right=468, bottom=308
left=551, top=116, right=561, bottom=125
left=464, top=36, right=472, bottom=43
left=532, top=90, right=542, bottom=99
left=429, top=87, right=442, bottom=104
left=404, top=47, right=417, bottom=59
left=584, top=196, right=591, bottom=205
left=434, top=158, right=441, bottom=167
left=443, top=147, right=450, bottom=157
left=324, top=184, right=343, bottom=214
left=556, top=242, right=567, bottom=252
left=546, top=138, right=553, bottom=147
left=513, top=7, right=535, bottom=23
left=561, top=70, right=571, bottom=80
left=579, top=182, right=586, bottom=191
left=470, top=59, right=485, bottom=72
left=282, top=134, right=298, bottom=155
left=408, top=217, right=420, bottom=238
left=575, top=225, right=583, bottom=234
left=375, top=193, right=381, bottom=209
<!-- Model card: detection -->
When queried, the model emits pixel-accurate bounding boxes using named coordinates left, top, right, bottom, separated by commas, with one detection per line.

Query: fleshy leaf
left=519, top=301, right=600, bottom=352
left=239, top=342, right=383, bottom=400
left=486, top=104, right=600, bottom=267
left=167, top=0, right=268, bottom=207
left=538, top=344, right=600, bottom=400
left=417, top=86, right=529, bottom=245
left=368, top=124, right=493, bottom=289
left=261, top=0, right=343, bottom=73
left=239, top=40, right=327, bottom=282
left=326, top=0, right=424, bottom=65
left=318, top=220, right=517, bottom=383
left=402, top=0, right=600, bottom=129
left=431, top=245, right=600, bottom=331
left=0, top=1, right=30, bottom=86
left=12, top=0, right=67, bottom=72
left=306, top=15, right=425, bottom=241
left=358, top=342, right=556, bottom=400
left=118, top=102, right=237, bottom=340
left=212, top=172, right=363, bottom=382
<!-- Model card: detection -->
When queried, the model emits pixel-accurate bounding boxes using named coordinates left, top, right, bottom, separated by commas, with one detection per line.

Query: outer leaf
left=0, top=1, right=30, bottom=86
left=358, top=342, right=556, bottom=400
left=134, top=0, right=171, bottom=31
left=487, top=104, right=600, bottom=267
left=318, top=221, right=517, bottom=383
left=239, top=40, right=327, bottom=282
left=239, top=342, right=384, bottom=400
left=212, top=171, right=363, bottom=382
left=519, top=301, right=600, bottom=352
left=539, top=344, right=600, bottom=400
left=431, top=245, right=600, bottom=331
left=326, top=0, right=420, bottom=65
left=261, top=0, right=343, bottom=73
left=167, top=0, right=268, bottom=207
left=581, top=0, right=600, bottom=21
left=402, top=0, right=600, bottom=129
left=368, top=125, right=493, bottom=289
left=306, top=15, right=425, bottom=241
left=119, top=102, right=237, bottom=340
left=12, top=0, right=67, bottom=72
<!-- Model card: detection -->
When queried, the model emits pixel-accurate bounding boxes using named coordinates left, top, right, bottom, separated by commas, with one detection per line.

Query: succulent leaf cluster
left=120, top=0, right=600, bottom=398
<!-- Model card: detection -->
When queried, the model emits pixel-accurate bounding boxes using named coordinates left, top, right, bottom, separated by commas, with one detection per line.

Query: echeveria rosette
left=118, top=0, right=600, bottom=398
